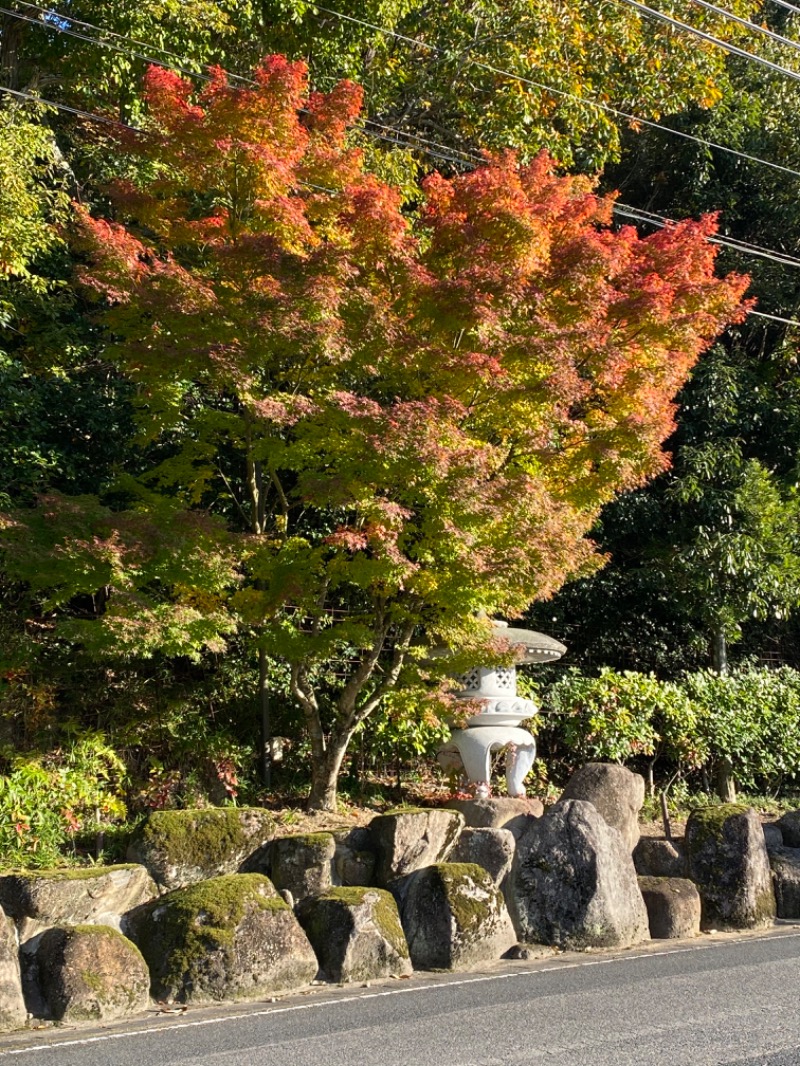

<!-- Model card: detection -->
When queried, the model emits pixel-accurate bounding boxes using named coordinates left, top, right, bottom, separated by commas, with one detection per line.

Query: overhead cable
left=687, top=0, right=800, bottom=55
left=769, top=0, right=800, bottom=16
left=0, top=5, right=212, bottom=86
left=3, top=85, right=795, bottom=329
left=4, top=16, right=800, bottom=327
left=10, top=1, right=800, bottom=184
left=616, top=202, right=800, bottom=262
left=614, top=204, right=800, bottom=270
left=1, top=3, right=479, bottom=170
left=12, top=0, right=254, bottom=83
left=614, top=0, right=800, bottom=84
left=312, top=4, right=800, bottom=183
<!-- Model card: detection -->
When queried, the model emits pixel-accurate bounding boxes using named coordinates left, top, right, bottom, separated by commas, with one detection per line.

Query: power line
left=616, top=202, right=800, bottom=265
left=614, top=203, right=800, bottom=270
left=12, top=0, right=253, bottom=82
left=0, top=82, right=136, bottom=128
left=5, top=10, right=800, bottom=327
left=687, top=0, right=800, bottom=56
left=12, top=0, right=800, bottom=186
left=769, top=0, right=800, bottom=17
left=4, top=1, right=479, bottom=170
left=614, top=0, right=800, bottom=85
left=0, top=5, right=216, bottom=86
left=312, top=4, right=800, bottom=184
left=4, top=85, right=796, bottom=329
left=749, top=308, right=800, bottom=325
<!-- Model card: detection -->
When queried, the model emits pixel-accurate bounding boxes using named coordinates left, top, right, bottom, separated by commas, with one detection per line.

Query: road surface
left=1, top=927, right=800, bottom=1065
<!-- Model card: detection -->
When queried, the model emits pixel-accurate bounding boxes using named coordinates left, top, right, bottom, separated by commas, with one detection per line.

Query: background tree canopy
left=1, top=0, right=800, bottom=823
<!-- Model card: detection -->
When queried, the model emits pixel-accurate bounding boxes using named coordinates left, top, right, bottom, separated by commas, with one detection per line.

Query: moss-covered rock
left=296, top=887, right=411, bottom=983
left=126, top=873, right=317, bottom=1003
left=369, top=809, right=464, bottom=887
left=264, top=833, right=337, bottom=903
left=0, top=865, right=157, bottom=945
left=33, top=925, right=150, bottom=1023
left=127, top=808, right=277, bottom=891
left=396, top=863, right=516, bottom=971
left=685, top=805, right=776, bottom=930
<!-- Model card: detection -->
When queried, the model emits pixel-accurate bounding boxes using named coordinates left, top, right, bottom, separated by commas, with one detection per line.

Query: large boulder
left=637, top=877, right=701, bottom=939
left=127, top=808, right=276, bottom=891
left=633, top=837, right=686, bottom=879
left=506, top=799, right=650, bottom=950
left=769, top=846, right=800, bottom=918
left=34, top=926, right=150, bottom=1023
left=777, top=810, right=800, bottom=848
left=296, top=887, right=411, bottom=983
left=397, top=863, right=517, bottom=971
left=267, top=833, right=337, bottom=903
left=450, top=828, right=515, bottom=887
left=763, top=823, right=784, bottom=851
left=368, top=809, right=463, bottom=887
left=0, top=906, right=25, bottom=1031
left=442, top=797, right=543, bottom=839
left=559, top=763, right=645, bottom=851
left=0, top=865, right=157, bottom=945
left=332, top=828, right=376, bottom=888
left=126, top=873, right=317, bottom=1004
left=685, top=805, right=776, bottom=930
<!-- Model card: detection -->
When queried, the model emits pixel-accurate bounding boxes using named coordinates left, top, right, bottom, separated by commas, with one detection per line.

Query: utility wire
left=4, top=85, right=796, bottom=328
left=11, top=2, right=800, bottom=262
left=5, top=12, right=800, bottom=326
left=311, top=4, right=800, bottom=183
left=686, top=0, right=800, bottom=55
left=614, top=204, right=800, bottom=270
left=616, top=202, right=800, bottom=262
left=0, top=5, right=215, bottom=86
left=11, top=0, right=254, bottom=83
left=12, top=1, right=800, bottom=184
left=614, top=0, right=800, bottom=84
left=0, top=82, right=134, bottom=127
left=749, top=308, right=800, bottom=325
left=3, top=1, right=479, bottom=170
left=769, top=0, right=800, bottom=16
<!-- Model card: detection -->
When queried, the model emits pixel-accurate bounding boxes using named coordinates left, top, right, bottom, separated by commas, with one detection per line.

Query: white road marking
left=1, top=929, right=799, bottom=1057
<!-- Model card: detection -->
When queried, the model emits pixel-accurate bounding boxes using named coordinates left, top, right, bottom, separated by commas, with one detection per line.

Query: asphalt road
left=2, top=928, right=800, bottom=1066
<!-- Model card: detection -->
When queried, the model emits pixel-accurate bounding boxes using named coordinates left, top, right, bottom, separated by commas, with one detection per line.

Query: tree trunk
left=711, top=625, right=736, bottom=801
left=258, top=646, right=271, bottom=790
left=716, top=756, right=737, bottom=803
left=307, top=734, right=353, bottom=812
left=0, top=15, right=22, bottom=92
left=711, top=627, right=728, bottom=674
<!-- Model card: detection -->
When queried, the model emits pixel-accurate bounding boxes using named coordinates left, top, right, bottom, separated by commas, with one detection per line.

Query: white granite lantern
left=440, top=622, right=565, bottom=797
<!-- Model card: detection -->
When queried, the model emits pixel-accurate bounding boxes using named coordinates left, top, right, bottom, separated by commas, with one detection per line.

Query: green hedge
left=540, top=665, right=800, bottom=794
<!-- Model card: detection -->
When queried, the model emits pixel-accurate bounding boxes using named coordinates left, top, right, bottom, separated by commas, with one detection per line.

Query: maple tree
left=1, top=58, right=749, bottom=810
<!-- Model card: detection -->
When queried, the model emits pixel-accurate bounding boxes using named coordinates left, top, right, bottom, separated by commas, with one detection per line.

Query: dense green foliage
left=3, top=0, right=800, bottom=832
left=540, top=666, right=800, bottom=797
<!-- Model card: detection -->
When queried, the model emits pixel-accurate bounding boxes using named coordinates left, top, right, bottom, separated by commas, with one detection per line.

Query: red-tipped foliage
left=19, top=57, right=750, bottom=808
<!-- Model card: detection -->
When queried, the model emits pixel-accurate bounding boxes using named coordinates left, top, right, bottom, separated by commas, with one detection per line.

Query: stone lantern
left=439, top=621, right=566, bottom=797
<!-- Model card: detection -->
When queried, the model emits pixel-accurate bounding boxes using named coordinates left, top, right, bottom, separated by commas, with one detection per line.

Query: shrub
left=0, top=731, right=127, bottom=868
